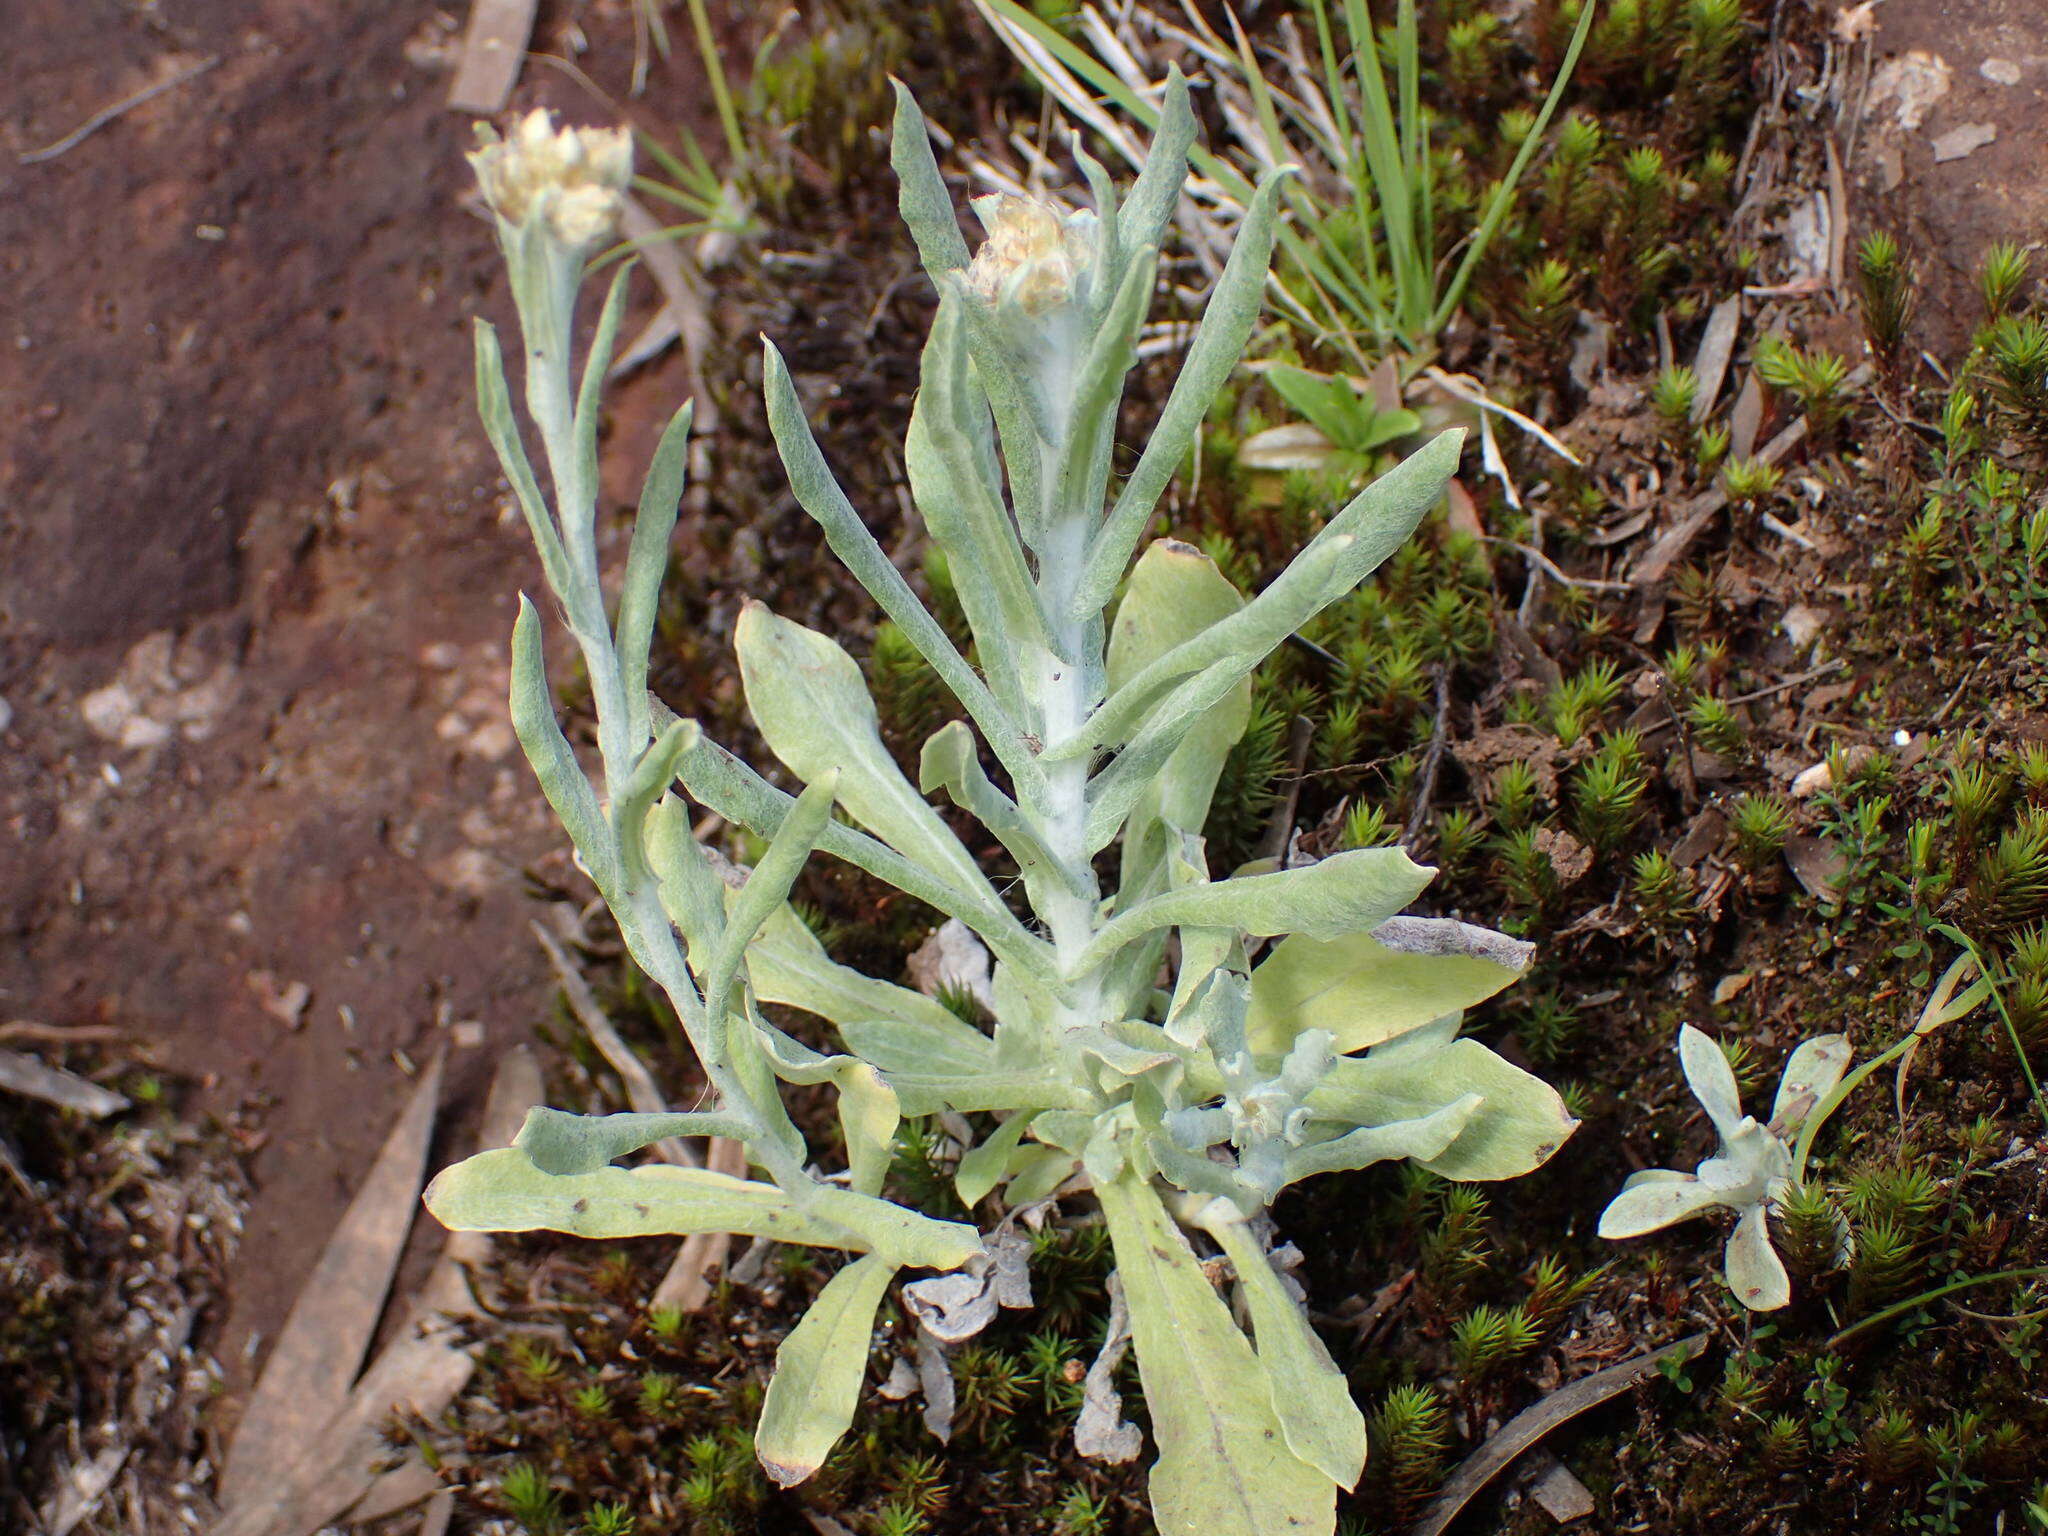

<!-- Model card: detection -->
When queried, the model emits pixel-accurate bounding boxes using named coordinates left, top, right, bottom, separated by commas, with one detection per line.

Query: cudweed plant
left=1600, top=1025, right=1851, bottom=1310
left=1602, top=955, right=1988, bottom=1310
left=427, top=94, right=1576, bottom=1536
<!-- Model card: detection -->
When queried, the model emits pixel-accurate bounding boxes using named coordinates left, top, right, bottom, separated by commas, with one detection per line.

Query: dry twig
left=19, top=55, right=220, bottom=165
left=1411, top=1333, right=1708, bottom=1536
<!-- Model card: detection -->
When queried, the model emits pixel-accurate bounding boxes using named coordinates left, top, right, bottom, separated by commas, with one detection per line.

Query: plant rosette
left=1600, top=1024, right=1850, bottom=1310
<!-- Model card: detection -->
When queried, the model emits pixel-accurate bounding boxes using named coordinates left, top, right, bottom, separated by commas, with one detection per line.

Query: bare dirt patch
left=0, top=0, right=720, bottom=1412
left=1852, top=0, right=2048, bottom=350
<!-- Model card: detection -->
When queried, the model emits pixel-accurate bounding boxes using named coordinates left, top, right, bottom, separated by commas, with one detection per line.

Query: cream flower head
left=469, top=109, right=633, bottom=250
left=962, top=194, right=1099, bottom=315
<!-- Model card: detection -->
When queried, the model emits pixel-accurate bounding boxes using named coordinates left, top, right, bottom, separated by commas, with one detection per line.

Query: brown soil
left=1853, top=0, right=2048, bottom=352
left=0, top=0, right=723, bottom=1399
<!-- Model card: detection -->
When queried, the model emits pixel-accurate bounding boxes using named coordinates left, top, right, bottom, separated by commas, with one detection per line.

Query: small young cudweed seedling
left=1605, top=956, right=1990, bottom=1311
left=430, top=94, right=1574, bottom=1536
left=1600, top=1025, right=1849, bottom=1310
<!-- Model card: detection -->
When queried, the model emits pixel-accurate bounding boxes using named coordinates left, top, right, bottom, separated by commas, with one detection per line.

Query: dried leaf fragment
left=1930, top=122, right=1997, bottom=163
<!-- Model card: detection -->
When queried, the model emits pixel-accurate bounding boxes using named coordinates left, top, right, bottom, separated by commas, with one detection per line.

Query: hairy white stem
left=504, top=241, right=810, bottom=1192
left=1029, top=447, right=1110, bottom=1047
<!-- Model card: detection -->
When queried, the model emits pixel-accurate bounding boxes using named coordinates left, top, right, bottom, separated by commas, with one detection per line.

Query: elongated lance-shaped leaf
left=1054, top=243, right=1160, bottom=541
left=761, top=343, right=1040, bottom=792
left=664, top=718, right=1057, bottom=986
left=1096, top=1172, right=1338, bottom=1535
left=731, top=1000, right=808, bottom=1168
left=702, top=771, right=838, bottom=1040
left=919, top=720, right=1078, bottom=897
left=955, top=1110, right=1039, bottom=1208
left=425, top=1148, right=851, bottom=1246
left=801, top=1182, right=985, bottom=1269
left=889, top=79, right=971, bottom=284
left=572, top=264, right=634, bottom=564
left=1108, top=540, right=1248, bottom=689
left=507, top=217, right=579, bottom=450
left=888, top=80, right=1046, bottom=542
left=905, top=297, right=1049, bottom=700
left=957, top=291, right=1049, bottom=544
left=1074, top=540, right=1348, bottom=764
left=514, top=1106, right=754, bottom=1174
left=1280, top=1094, right=1482, bottom=1185
left=1074, top=142, right=1123, bottom=299
left=1070, top=847, right=1434, bottom=979
left=475, top=323, right=574, bottom=601
left=509, top=596, right=621, bottom=898
left=1067, top=168, right=1294, bottom=625
left=616, top=399, right=693, bottom=748
left=1117, top=66, right=1194, bottom=268
left=1772, top=1034, right=1852, bottom=1132
left=1203, top=1213, right=1367, bottom=1488
left=1109, top=540, right=1252, bottom=928
left=746, top=903, right=994, bottom=1052
left=734, top=603, right=1009, bottom=912
left=839, top=1051, right=1084, bottom=1117
left=1059, top=429, right=1462, bottom=759
left=1167, top=928, right=1244, bottom=1041
left=1084, top=656, right=1252, bottom=854
left=1006, top=1145, right=1080, bottom=1206
left=645, top=794, right=728, bottom=965
left=836, top=1061, right=900, bottom=1197
left=740, top=1016, right=901, bottom=1198
left=1147, top=1130, right=1263, bottom=1209
left=755, top=1253, right=900, bottom=1487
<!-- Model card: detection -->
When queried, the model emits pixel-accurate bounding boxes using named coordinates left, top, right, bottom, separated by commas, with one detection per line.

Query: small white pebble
left=80, top=682, right=135, bottom=739
left=119, top=714, right=172, bottom=750
left=1791, top=760, right=1832, bottom=797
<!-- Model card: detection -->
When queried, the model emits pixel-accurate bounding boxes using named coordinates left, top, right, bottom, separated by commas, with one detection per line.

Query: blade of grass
left=1934, top=924, right=2048, bottom=1135
left=1306, top=0, right=1386, bottom=316
left=683, top=0, right=746, bottom=169
left=1340, top=0, right=1421, bottom=325
left=1828, top=1266, right=2048, bottom=1350
left=1399, top=0, right=1435, bottom=338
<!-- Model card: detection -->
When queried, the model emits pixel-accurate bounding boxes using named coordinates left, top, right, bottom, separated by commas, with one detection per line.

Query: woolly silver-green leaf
left=756, top=1253, right=900, bottom=1486
left=1097, top=1172, right=1338, bottom=1536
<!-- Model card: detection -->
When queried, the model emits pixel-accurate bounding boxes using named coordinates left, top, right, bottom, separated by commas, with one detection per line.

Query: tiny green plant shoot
left=428, top=92, right=1575, bottom=1536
